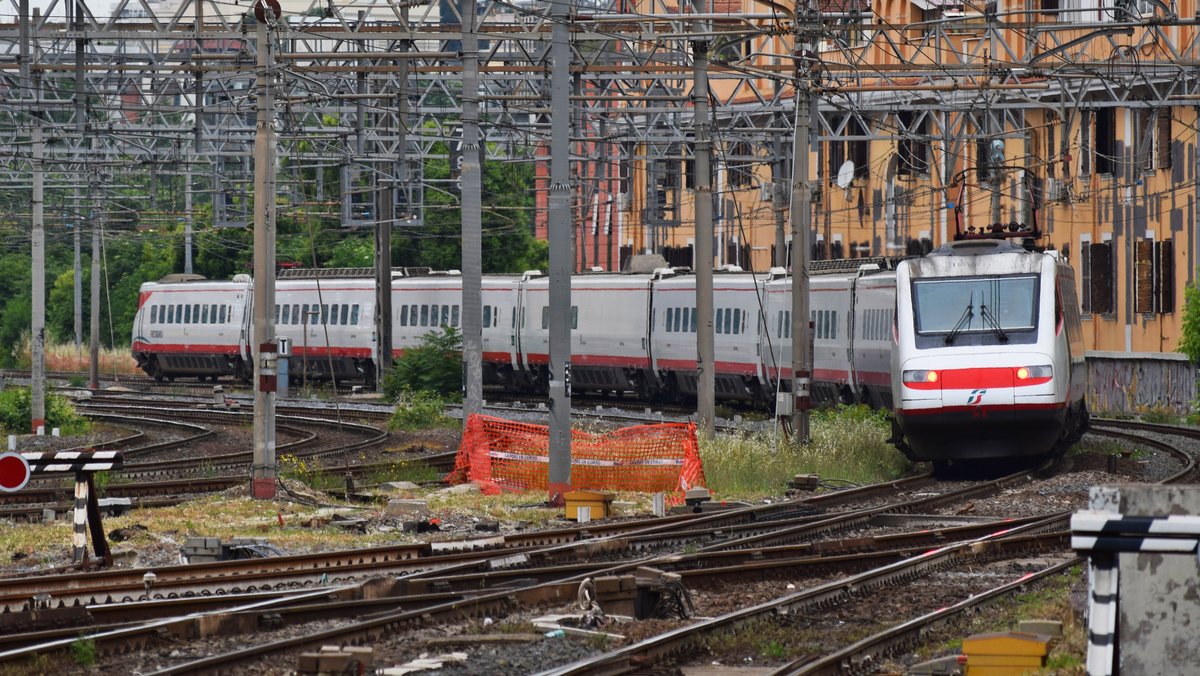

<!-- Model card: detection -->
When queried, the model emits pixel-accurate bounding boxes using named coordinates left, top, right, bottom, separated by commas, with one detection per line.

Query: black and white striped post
left=1072, top=509, right=1200, bottom=676
left=21, top=451, right=123, bottom=567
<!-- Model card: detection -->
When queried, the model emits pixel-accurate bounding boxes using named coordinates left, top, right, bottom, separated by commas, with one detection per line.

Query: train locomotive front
left=890, top=240, right=1087, bottom=463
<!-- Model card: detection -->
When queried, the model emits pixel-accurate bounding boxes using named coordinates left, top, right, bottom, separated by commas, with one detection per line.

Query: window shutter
left=1135, top=239, right=1154, bottom=313
left=1156, top=240, right=1175, bottom=313
left=1081, top=243, right=1092, bottom=313
left=1158, top=110, right=1172, bottom=170
left=1090, top=242, right=1114, bottom=314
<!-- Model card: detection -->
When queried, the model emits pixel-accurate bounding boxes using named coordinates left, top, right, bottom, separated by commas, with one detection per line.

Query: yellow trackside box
left=963, top=632, right=1051, bottom=675
left=564, top=491, right=614, bottom=521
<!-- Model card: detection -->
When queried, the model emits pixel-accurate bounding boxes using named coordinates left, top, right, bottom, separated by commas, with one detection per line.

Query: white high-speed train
left=132, top=242, right=1087, bottom=462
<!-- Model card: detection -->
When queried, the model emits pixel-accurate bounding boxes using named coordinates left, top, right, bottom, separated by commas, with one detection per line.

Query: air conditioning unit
left=1045, top=178, right=1059, bottom=202
left=618, top=192, right=630, bottom=211
left=760, top=181, right=773, bottom=202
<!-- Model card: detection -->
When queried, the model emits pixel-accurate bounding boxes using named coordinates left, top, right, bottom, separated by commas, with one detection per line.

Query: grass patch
left=698, top=619, right=822, bottom=664
left=700, top=405, right=909, bottom=498
left=11, top=339, right=140, bottom=376
left=908, top=567, right=1085, bottom=671
left=1073, top=437, right=1146, bottom=460
left=389, top=390, right=460, bottom=432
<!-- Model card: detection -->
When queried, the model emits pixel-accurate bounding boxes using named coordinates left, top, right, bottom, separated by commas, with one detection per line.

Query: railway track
left=3, top=416, right=1192, bottom=673
left=0, top=452, right=1087, bottom=671
left=538, top=420, right=1198, bottom=675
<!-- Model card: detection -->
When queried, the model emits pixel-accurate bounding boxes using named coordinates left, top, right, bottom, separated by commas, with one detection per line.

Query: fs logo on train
left=966, top=389, right=986, bottom=405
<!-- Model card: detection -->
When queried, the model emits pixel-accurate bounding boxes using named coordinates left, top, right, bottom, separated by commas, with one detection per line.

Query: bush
left=0, top=387, right=90, bottom=435
left=1179, top=283, right=1200, bottom=362
left=389, top=389, right=458, bottom=432
left=383, top=326, right=462, bottom=401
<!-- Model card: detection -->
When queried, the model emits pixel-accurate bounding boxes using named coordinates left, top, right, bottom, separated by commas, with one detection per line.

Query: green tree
left=383, top=326, right=463, bottom=400
left=1179, top=282, right=1200, bottom=361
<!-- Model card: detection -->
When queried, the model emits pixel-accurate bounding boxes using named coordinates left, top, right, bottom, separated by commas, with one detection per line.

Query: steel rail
left=534, top=424, right=1197, bottom=674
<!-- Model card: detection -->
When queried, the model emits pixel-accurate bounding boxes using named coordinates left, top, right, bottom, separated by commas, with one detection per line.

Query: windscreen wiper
left=979, top=304, right=1009, bottom=342
left=943, top=292, right=974, bottom=345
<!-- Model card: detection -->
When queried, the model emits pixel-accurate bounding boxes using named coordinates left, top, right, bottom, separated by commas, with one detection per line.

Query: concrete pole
left=375, top=43, right=400, bottom=390
left=251, top=16, right=277, bottom=499
left=461, top=0, right=484, bottom=419
left=691, top=2, right=715, bottom=439
left=73, top=199, right=82, bottom=354
left=184, top=170, right=193, bottom=274
left=790, top=13, right=815, bottom=443
left=31, top=123, right=45, bottom=433
left=73, top=0, right=84, bottom=356
left=547, top=0, right=573, bottom=504
left=89, top=194, right=100, bottom=390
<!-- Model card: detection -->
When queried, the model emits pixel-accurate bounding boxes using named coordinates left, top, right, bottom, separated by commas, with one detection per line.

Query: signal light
left=1015, top=365, right=1052, bottom=380
left=902, top=370, right=939, bottom=384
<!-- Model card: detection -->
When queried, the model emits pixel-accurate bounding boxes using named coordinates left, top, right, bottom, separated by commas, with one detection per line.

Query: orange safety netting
left=447, top=413, right=706, bottom=498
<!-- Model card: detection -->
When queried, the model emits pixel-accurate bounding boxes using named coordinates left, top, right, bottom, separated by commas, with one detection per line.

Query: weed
left=92, top=471, right=110, bottom=493
left=1140, top=405, right=1179, bottom=425
left=700, top=405, right=908, bottom=498
left=389, top=390, right=459, bottom=432
left=0, top=387, right=90, bottom=435
left=67, top=375, right=86, bottom=388
left=70, top=636, right=96, bottom=667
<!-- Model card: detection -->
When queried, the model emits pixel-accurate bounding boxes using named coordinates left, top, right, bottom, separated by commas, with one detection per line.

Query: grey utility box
left=1072, top=485, right=1200, bottom=675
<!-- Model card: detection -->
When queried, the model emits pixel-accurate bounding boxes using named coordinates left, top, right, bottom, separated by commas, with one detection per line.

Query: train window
left=414, top=305, right=424, bottom=326
left=691, top=307, right=697, bottom=332
left=483, top=305, right=491, bottom=328
left=193, top=304, right=201, bottom=323
left=541, top=306, right=548, bottom=330
left=521, top=307, right=525, bottom=328
left=715, top=309, right=724, bottom=335
left=572, top=305, right=579, bottom=330
left=830, top=311, right=837, bottom=340
left=202, top=305, right=209, bottom=324
left=442, top=305, right=450, bottom=327
left=351, top=305, right=360, bottom=325
left=282, top=304, right=291, bottom=324
left=400, top=305, right=408, bottom=326
left=452, top=305, right=460, bottom=327
left=913, top=276, right=1038, bottom=334
left=330, top=306, right=339, bottom=326
left=150, top=306, right=157, bottom=324
left=668, top=308, right=677, bottom=332
left=221, top=305, right=228, bottom=323
left=340, top=305, right=349, bottom=325
left=664, top=308, right=672, bottom=332
left=184, top=305, right=192, bottom=324
left=319, top=305, right=327, bottom=325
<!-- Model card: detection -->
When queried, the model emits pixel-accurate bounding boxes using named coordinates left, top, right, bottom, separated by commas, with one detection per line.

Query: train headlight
left=1016, top=365, right=1052, bottom=380
left=902, top=370, right=939, bottom=384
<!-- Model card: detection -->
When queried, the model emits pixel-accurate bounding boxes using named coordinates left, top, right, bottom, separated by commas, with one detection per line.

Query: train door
left=847, top=276, right=860, bottom=399
left=238, top=279, right=253, bottom=367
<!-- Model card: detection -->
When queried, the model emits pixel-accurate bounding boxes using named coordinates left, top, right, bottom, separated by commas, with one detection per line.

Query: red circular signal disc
left=0, top=453, right=30, bottom=493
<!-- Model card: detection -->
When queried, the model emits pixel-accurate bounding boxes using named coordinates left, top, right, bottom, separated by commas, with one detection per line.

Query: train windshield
left=912, top=276, right=1038, bottom=336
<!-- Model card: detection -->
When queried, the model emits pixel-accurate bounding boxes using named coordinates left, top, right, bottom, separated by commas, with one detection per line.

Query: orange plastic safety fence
left=447, top=414, right=706, bottom=498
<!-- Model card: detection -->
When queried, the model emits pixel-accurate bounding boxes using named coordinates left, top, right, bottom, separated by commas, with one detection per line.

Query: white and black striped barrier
left=2, top=451, right=123, bottom=567
left=1072, top=510, right=1200, bottom=676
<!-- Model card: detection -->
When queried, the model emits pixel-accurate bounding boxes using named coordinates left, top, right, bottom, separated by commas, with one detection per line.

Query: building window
left=1157, top=109, right=1173, bottom=170
left=1136, top=238, right=1175, bottom=314
left=1134, top=108, right=1157, bottom=173
left=727, top=142, right=754, bottom=188
left=897, top=111, right=929, bottom=175
left=828, top=115, right=870, bottom=182
left=1095, top=109, right=1116, bottom=175
left=1079, top=111, right=1092, bottom=176
left=1083, top=240, right=1114, bottom=314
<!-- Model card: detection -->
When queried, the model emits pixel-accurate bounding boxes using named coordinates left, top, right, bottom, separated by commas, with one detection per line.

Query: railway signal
left=0, top=453, right=31, bottom=493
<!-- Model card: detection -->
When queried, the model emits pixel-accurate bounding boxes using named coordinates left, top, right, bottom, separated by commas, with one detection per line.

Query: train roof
left=928, top=240, right=1032, bottom=257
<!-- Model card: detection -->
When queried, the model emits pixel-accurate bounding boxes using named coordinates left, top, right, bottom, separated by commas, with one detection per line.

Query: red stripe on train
left=899, top=402, right=1066, bottom=416
left=904, top=367, right=1051, bottom=390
